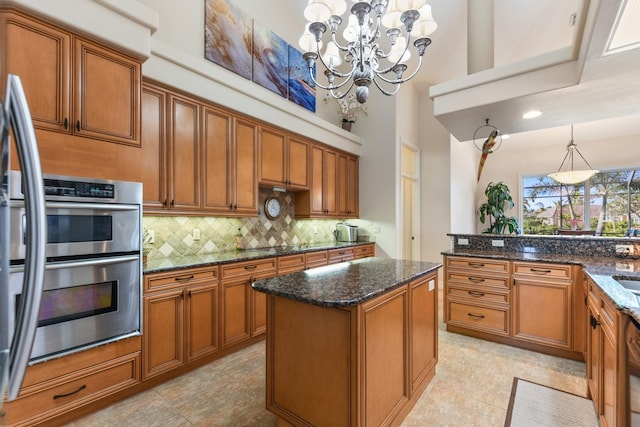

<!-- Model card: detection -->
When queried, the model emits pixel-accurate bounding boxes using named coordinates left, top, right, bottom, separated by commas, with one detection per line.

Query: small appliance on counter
left=334, top=223, right=358, bottom=242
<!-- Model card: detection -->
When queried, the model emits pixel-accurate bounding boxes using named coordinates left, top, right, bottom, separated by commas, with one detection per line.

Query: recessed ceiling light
left=522, top=110, right=543, bottom=119
left=501, top=134, right=510, bottom=140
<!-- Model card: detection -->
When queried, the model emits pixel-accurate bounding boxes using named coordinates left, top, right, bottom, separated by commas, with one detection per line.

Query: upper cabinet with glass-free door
left=1, top=9, right=141, bottom=146
left=259, top=125, right=309, bottom=190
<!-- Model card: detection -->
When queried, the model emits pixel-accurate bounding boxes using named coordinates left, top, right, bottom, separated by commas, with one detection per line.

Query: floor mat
left=504, top=377, right=599, bottom=426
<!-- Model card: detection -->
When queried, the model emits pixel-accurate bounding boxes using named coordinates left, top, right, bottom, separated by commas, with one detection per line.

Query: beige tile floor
left=66, top=291, right=588, bottom=427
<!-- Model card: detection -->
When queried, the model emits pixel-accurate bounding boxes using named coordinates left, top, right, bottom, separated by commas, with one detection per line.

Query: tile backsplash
left=143, top=188, right=359, bottom=259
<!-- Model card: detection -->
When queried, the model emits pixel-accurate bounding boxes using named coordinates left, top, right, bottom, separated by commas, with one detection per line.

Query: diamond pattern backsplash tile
left=143, top=188, right=345, bottom=259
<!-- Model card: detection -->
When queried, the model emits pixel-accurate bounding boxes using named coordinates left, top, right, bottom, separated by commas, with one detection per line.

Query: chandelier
left=298, top=0, right=437, bottom=104
left=547, top=125, right=599, bottom=185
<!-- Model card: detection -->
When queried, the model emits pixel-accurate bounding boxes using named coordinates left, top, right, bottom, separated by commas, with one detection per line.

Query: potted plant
left=324, top=92, right=367, bottom=131
left=478, top=181, right=520, bottom=234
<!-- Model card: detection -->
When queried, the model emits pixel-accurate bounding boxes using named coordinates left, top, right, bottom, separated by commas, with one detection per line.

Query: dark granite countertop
left=442, top=249, right=640, bottom=325
left=142, top=241, right=373, bottom=274
left=252, top=257, right=442, bottom=308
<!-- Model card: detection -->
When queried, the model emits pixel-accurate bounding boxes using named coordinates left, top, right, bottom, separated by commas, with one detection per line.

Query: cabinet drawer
left=278, top=254, right=306, bottom=275
left=145, top=267, right=219, bottom=293
left=447, top=301, right=509, bottom=335
left=353, top=244, right=374, bottom=259
left=447, top=285, right=509, bottom=304
left=513, top=262, right=572, bottom=280
left=328, top=247, right=355, bottom=264
left=221, top=258, right=277, bottom=280
left=3, top=353, right=140, bottom=426
left=305, top=250, right=328, bottom=269
left=446, top=256, right=510, bottom=274
left=446, top=272, right=510, bottom=289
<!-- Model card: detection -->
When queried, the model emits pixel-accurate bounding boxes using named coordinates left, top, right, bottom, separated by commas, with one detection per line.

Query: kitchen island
left=252, top=257, right=441, bottom=427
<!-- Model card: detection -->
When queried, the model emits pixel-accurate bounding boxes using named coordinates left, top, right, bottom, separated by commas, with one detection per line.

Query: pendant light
left=547, top=125, right=599, bottom=185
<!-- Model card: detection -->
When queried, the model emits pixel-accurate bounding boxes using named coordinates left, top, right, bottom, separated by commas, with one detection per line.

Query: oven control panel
left=44, top=178, right=115, bottom=199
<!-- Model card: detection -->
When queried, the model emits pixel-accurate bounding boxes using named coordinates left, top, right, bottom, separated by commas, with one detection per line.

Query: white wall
left=419, top=89, right=453, bottom=261
left=449, top=134, right=479, bottom=233
left=468, top=133, right=640, bottom=233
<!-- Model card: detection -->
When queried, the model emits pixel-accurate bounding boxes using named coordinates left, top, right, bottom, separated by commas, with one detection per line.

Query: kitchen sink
left=612, top=276, right=640, bottom=295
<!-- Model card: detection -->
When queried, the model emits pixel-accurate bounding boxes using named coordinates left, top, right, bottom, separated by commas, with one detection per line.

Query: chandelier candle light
left=547, top=124, right=599, bottom=185
left=299, top=0, right=437, bottom=104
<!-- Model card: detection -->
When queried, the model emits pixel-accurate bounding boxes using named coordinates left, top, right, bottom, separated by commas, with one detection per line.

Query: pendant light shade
left=547, top=125, right=598, bottom=185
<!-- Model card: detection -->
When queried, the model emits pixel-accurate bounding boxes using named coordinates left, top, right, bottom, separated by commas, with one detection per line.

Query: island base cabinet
left=265, top=272, right=438, bottom=426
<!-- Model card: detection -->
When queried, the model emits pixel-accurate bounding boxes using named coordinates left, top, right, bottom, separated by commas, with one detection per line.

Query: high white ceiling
left=283, top=0, right=640, bottom=149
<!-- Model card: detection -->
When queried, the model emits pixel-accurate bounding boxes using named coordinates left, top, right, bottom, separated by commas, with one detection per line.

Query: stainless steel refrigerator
left=0, top=74, right=46, bottom=408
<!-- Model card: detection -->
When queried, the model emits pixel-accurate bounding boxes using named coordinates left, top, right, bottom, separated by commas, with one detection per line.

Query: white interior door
left=401, top=144, right=421, bottom=260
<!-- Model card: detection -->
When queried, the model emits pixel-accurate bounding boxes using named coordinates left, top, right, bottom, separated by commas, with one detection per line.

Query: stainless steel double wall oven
left=8, top=171, right=142, bottom=361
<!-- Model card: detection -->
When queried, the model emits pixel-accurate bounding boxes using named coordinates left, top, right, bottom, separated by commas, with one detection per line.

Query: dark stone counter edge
left=442, top=249, right=640, bottom=325
left=252, top=262, right=442, bottom=308
left=142, top=241, right=373, bottom=274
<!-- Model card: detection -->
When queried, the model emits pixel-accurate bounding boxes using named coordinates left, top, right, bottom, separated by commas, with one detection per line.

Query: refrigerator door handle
left=5, top=74, right=46, bottom=401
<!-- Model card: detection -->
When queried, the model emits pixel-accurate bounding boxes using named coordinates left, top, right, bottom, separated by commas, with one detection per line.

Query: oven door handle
left=5, top=74, right=47, bottom=402
left=42, top=255, right=140, bottom=271
left=44, top=202, right=139, bottom=211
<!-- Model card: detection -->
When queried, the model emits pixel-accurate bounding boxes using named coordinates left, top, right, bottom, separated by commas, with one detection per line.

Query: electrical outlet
left=491, top=239, right=504, bottom=247
left=147, top=229, right=155, bottom=244
left=428, top=280, right=435, bottom=291
left=458, top=238, right=469, bottom=245
left=193, top=228, right=200, bottom=241
left=615, top=244, right=634, bottom=256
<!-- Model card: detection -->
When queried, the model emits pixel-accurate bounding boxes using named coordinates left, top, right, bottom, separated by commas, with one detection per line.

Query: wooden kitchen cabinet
left=586, top=277, right=624, bottom=427
left=353, top=243, right=375, bottom=259
left=409, top=272, right=438, bottom=393
left=337, top=152, right=359, bottom=217
left=0, top=337, right=140, bottom=426
left=141, top=81, right=258, bottom=216
left=259, top=126, right=309, bottom=190
left=142, top=267, right=219, bottom=379
left=1, top=10, right=140, bottom=146
left=202, top=106, right=258, bottom=216
left=167, top=92, right=201, bottom=211
left=328, top=247, right=355, bottom=264
left=444, top=256, right=584, bottom=360
left=512, top=261, right=573, bottom=350
left=277, top=253, right=306, bottom=275
left=296, top=144, right=339, bottom=217
left=220, top=259, right=276, bottom=348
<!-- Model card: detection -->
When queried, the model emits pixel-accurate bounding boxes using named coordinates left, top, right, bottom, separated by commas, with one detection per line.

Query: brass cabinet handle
left=467, top=312, right=485, bottom=319
left=174, top=275, right=195, bottom=282
left=467, top=291, right=485, bottom=297
left=530, top=268, right=552, bottom=274
left=244, top=265, right=257, bottom=270
left=468, top=262, right=485, bottom=268
left=467, top=277, right=485, bottom=283
left=53, top=384, right=87, bottom=400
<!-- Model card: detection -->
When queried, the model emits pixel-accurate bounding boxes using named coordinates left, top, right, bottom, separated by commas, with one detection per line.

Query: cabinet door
left=168, top=93, right=200, bottom=211
left=251, top=271, right=276, bottom=336
left=202, top=105, right=233, bottom=212
left=185, top=283, right=219, bottom=361
left=601, top=323, right=617, bottom=427
left=586, top=305, right=601, bottom=409
left=512, top=278, right=572, bottom=349
left=2, top=11, right=71, bottom=132
left=337, top=152, right=349, bottom=217
left=346, top=154, right=359, bottom=216
left=287, top=137, right=310, bottom=189
left=233, top=118, right=258, bottom=214
left=410, top=273, right=437, bottom=392
left=140, top=83, right=167, bottom=210
left=143, top=290, right=184, bottom=379
left=74, top=37, right=140, bottom=146
left=259, top=126, right=286, bottom=186
left=221, top=279, right=251, bottom=347
left=309, top=144, right=325, bottom=215
left=324, top=148, right=338, bottom=216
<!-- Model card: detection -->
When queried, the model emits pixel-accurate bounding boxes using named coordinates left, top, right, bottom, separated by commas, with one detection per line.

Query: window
left=522, top=168, right=640, bottom=236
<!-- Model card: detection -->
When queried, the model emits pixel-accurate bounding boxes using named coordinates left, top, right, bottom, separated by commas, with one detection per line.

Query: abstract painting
left=252, top=19, right=289, bottom=98
left=204, top=0, right=253, bottom=80
left=288, top=44, right=316, bottom=112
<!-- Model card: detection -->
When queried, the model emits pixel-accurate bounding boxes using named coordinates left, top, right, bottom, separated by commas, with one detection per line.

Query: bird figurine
left=477, top=129, right=499, bottom=182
